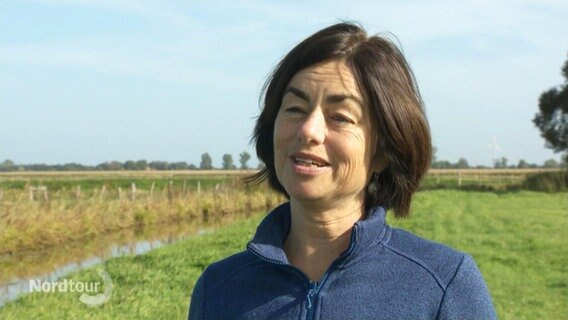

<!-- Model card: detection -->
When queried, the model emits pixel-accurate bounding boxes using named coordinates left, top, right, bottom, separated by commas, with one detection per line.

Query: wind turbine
left=487, top=136, right=501, bottom=167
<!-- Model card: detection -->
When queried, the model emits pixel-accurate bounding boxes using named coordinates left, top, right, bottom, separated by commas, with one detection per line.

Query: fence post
left=168, top=180, right=174, bottom=202
left=118, top=187, right=123, bottom=200
left=76, top=185, right=81, bottom=199
left=149, top=182, right=155, bottom=198
left=197, top=181, right=201, bottom=194
left=42, top=186, right=49, bottom=201
left=182, top=180, right=187, bottom=195
left=131, top=183, right=137, bottom=201
left=29, top=186, right=35, bottom=201
left=457, top=172, right=462, bottom=187
left=100, top=185, right=106, bottom=200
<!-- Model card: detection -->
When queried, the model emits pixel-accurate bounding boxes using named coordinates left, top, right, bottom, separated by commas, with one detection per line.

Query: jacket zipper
left=248, top=225, right=359, bottom=320
left=305, top=272, right=328, bottom=320
left=304, top=228, right=357, bottom=320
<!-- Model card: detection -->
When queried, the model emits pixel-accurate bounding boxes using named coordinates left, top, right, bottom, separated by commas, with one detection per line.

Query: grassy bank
left=0, top=205, right=261, bottom=319
left=0, top=179, right=281, bottom=254
left=1, top=190, right=567, bottom=319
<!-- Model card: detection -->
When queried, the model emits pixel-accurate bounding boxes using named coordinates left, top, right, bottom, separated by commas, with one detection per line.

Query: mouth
left=290, top=153, right=330, bottom=168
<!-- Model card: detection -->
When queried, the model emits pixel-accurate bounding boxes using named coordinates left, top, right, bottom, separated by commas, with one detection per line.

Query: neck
left=284, top=197, right=366, bottom=281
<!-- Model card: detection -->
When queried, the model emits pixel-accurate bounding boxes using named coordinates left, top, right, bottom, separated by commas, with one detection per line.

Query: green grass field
left=0, top=174, right=234, bottom=193
left=1, top=190, right=566, bottom=319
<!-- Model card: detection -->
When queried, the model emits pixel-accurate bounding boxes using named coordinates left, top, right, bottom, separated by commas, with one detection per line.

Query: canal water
left=0, top=213, right=249, bottom=308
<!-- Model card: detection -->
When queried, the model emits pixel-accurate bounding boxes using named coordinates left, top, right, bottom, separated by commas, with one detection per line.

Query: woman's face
left=273, top=59, right=377, bottom=207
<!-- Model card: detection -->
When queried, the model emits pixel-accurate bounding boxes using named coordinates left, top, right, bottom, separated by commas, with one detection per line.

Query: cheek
left=273, top=117, right=293, bottom=163
left=346, top=130, right=369, bottom=160
left=273, top=117, right=294, bottom=146
left=273, top=118, right=284, bottom=152
left=334, top=130, right=371, bottom=176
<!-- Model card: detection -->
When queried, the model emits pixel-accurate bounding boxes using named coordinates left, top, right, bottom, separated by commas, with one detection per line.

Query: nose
left=297, top=110, right=326, bottom=145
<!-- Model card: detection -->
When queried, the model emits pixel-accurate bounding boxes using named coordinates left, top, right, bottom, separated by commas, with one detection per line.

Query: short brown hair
left=248, top=22, right=431, bottom=218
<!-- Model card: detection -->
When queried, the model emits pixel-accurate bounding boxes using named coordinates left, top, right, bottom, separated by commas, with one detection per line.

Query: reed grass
left=0, top=179, right=282, bottom=254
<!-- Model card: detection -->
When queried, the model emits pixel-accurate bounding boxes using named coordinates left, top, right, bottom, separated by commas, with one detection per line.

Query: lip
left=289, top=151, right=330, bottom=176
left=289, top=152, right=330, bottom=166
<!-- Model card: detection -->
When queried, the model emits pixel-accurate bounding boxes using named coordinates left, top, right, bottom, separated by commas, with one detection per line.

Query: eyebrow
left=283, top=86, right=363, bottom=106
left=283, top=86, right=310, bottom=101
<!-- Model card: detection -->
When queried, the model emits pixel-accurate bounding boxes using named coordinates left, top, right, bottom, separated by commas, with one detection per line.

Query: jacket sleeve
left=188, top=274, right=206, bottom=320
left=437, top=254, right=497, bottom=320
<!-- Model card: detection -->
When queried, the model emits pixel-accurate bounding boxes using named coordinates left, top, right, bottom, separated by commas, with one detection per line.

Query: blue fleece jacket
left=188, top=202, right=497, bottom=319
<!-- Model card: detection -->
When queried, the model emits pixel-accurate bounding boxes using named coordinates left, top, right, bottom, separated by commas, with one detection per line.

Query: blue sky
left=1, top=0, right=567, bottom=167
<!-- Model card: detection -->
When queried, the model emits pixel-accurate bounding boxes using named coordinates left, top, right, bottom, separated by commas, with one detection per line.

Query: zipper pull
left=306, top=288, right=316, bottom=309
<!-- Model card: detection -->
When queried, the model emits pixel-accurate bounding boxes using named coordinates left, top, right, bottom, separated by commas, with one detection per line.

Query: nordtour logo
left=29, top=268, right=113, bottom=307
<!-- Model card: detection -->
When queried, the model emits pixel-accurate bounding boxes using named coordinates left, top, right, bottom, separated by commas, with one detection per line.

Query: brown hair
left=248, top=22, right=431, bottom=218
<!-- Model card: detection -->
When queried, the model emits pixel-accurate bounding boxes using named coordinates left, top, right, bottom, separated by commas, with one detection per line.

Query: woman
left=189, top=22, right=496, bottom=319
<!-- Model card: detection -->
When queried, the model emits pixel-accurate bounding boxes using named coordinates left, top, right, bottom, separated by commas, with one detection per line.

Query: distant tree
left=200, top=153, right=213, bottom=170
left=432, top=160, right=451, bottom=169
left=135, top=160, right=148, bottom=170
left=257, top=162, right=265, bottom=170
left=96, top=161, right=123, bottom=171
left=124, top=160, right=137, bottom=170
left=455, top=158, right=469, bottom=169
left=494, top=157, right=508, bottom=169
left=517, top=159, right=530, bottom=169
left=239, top=151, right=251, bottom=169
left=222, top=154, right=236, bottom=170
left=188, top=163, right=197, bottom=170
left=95, top=162, right=105, bottom=170
left=0, top=159, right=16, bottom=172
left=168, top=161, right=189, bottom=170
left=430, top=148, right=460, bottom=169
left=533, top=54, right=568, bottom=161
left=149, top=161, right=168, bottom=170
left=62, top=162, right=85, bottom=171
left=108, top=161, right=124, bottom=171
left=24, top=163, right=42, bottom=171
left=543, top=159, right=559, bottom=168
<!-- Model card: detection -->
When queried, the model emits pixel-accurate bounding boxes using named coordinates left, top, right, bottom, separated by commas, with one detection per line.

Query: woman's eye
left=285, top=106, right=305, bottom=114
left=331, top=114, right=353, bottom=124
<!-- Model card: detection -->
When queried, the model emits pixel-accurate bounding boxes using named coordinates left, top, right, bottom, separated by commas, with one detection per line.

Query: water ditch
left=0, top=213, right=251, bottom=307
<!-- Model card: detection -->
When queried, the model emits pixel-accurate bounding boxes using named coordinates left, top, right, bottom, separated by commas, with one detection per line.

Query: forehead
left=287, top=60, right=362, bottom=98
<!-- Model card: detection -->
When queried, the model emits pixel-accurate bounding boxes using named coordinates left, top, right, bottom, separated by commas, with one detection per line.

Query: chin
left=286, top=187, right=326, bottom=202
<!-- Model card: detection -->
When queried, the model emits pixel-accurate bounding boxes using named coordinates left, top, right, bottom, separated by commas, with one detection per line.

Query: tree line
left=0, top=151, right=562, bottom=172
left=0, top=152, right=259, bottom=172
left=431, top=157, right=563, bottom=169
left=430, top=147, right=564, bottom=169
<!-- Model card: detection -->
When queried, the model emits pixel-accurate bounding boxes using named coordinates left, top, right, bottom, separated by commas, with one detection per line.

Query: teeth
left=294, top=157, right=324, bottom=167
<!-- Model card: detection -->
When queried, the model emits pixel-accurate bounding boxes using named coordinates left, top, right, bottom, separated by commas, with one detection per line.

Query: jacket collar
left=247, top=202, right=388, bottom=264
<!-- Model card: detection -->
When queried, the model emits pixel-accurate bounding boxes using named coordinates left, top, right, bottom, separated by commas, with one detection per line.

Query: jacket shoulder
left=199, top=250, right=262, bottom=291
left=383, top=227, right=465, bottom=290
